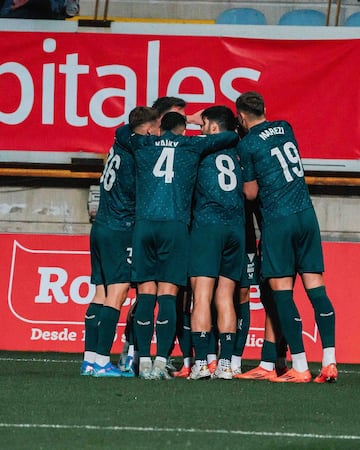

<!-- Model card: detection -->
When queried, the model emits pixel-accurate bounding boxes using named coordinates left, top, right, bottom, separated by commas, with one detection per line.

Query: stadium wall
left=78, top=0, right=360, bottom=26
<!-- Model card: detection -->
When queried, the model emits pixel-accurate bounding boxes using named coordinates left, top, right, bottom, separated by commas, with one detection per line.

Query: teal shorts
left=261, top=208, right=324, bottom=278
left=189, top=223, right=245, bottom=281
left=132, top=219, right=189, bottom=286
left=90, top=221, right=133, bottom=286
left=239, top=252, right=260, bottom=288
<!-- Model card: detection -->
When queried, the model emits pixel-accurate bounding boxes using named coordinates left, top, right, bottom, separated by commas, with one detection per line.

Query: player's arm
left=186, top=109, right=204, bottom=126
left=238, top=142, right=258, bottom=200
left=196, top=131, right=239, bottom=155
left=114, top=124, right=133, bottom=152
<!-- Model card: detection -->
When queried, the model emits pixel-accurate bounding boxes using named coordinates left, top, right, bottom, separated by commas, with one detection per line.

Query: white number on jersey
left=215, top=154, right=237, bottom=191
left=126, top=247, right=132, bottom=265
left=100, top=146, right=121, bottom=191
left=271, top=142, right=304, bottom=183
left=153, top=147, right=175, bottom=183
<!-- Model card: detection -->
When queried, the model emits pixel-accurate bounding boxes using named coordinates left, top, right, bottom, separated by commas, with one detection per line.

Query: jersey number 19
left=271, top=142, right=304, bottom=182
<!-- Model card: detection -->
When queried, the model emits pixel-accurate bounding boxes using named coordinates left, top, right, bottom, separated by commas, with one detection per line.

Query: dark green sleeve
left=196, top=131, right=239, bottom=155
left=115, top=124, right=133, bottom=152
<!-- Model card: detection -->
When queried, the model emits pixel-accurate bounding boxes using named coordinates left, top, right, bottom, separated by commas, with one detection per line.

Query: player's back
left=192, top=146, right=244, bottom=227
left=95, top=140, right=136, bottom=230
left=239, top=120, right=312, bottom=223
left=133, top=132, right=205, bottom=224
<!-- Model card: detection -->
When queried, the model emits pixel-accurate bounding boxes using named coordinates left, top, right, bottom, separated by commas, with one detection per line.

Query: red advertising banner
left=0, top=233, right=359, bottom=363
left=0, top=31, right=360, bottom=160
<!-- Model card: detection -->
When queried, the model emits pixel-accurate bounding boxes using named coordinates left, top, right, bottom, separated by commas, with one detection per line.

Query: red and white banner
left=1, top=30, right=360, bottom=160
left=0, top=233, right=359, bottom=363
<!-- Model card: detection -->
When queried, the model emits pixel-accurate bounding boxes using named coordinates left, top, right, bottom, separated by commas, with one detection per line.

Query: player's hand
left=11, top=0, right=29, bottom=9
left=186, top=109, right=204, bottom=126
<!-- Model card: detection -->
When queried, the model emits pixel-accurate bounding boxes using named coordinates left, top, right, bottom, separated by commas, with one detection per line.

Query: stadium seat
left=215, top=8, right=267, bottom=25
left=278, top=9, right=326, bottom=26
left=344, top=12, right=360, bottom=27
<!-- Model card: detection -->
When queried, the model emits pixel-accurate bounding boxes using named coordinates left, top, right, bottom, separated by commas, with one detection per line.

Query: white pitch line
left=0, top=357, right=359, bottom=375
left=0, top=357, right=80, bottom=363
left=0, top=423, right=359, bottom=441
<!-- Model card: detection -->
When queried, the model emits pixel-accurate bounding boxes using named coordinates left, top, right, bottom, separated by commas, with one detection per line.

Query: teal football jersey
left=192, top=147, right=245, bottom=227
left=120, top=129, right=238, bottom=225
left=239, top=120, right=312, bottom=223
left=95, top=135, right=136, bottom=230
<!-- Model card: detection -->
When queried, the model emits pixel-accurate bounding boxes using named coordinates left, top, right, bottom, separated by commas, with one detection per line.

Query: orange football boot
left=270, top=368, right=312, bottom=383
left=234, top=365, right=276, bottom=380
left=173, top=366, right=191, bottom=378
left=208, top=360, right=217, bottom=374
left=313, top=363, right=338, bottom=383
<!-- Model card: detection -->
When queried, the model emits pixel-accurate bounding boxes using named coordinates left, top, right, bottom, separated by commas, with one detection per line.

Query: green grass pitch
left=0, top=352, right=359, bottom=449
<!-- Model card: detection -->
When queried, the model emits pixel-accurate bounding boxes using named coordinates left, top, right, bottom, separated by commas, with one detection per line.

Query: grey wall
left=0, top=186, right=358, bottom=242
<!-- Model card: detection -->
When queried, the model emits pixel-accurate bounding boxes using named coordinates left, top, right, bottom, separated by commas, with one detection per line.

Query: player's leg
left=297, top=208, right=337, bottom=382
left=237, top=279, right=288, bottom=380
left=261, top=215, right=311, bottom=383
left=233, top=198, right=258, bottom=376
left=132, top=220, right=158, bottom=379
left=269, top=277, right=311, bottom=383
left=232, top=285, right=250, bottom=376
left=302, top=272, right=337, bottom=383
left=151, top=281, right=178, bottom=379
left=189, top=224, right=230, bottom=380
left=173, top=285, right=193, bottom=378
left=93, top=282, right=130, bottom=377
left=151, top=221, right=188, bottom=379
left=207, top=304, right=219, bottom=375
left=231, top=248, right=256, bottom=376
left=164, top=286, right=186, bottom=377
left=91, top=226, right=133, bottom=377
left=260, top=279, right=288, bottom=375
left=119, top=297, right=138, bottom=375
left=81, top=223, right=105, bottom=376
left=81, top=284, right=105, bottom=376
left=134, top=281, right=157, bottom=379
left=213, top=276, right=237, bottom=380
left=189, top=276, right=215, bottom=379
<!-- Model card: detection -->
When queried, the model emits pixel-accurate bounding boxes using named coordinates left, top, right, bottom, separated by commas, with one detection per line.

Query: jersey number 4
left=153, top=147, right=175, bottom=183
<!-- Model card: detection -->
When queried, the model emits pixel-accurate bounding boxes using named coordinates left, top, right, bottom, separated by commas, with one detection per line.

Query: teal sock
left=178, top=312, right=193, bottom=359
left=96, top=306, right=120, bottom=356
left=125, top=307, right=135, bottom=346
left=273, top=290, right=305, bottom=355
left=306, top=286, right=335, bottom=348
left=156, top=295, right=177, bottom=358
left=261, top=339, right=277, bottom=363
left=134, top=294, right=156, bottom=358
left=233, top=301, right=250, bottom=357
left=84, top=303, right=103, bottom=352
left=192, top=331, right=210, bottom=361
left=218, top=333, right=236, bottom=361
left=208, top=326, right=219, bottom=356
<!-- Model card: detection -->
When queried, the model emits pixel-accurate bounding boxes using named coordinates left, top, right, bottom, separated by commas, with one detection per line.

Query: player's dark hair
left=160, top=112, right=187, bottom=132
left=152, top=97, right=187, bottom=115
left=201, top=105, right=237, bottom=132
left=235, top=91, right=265, bottom=117
left=128, top=106, right=159, bottom=129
